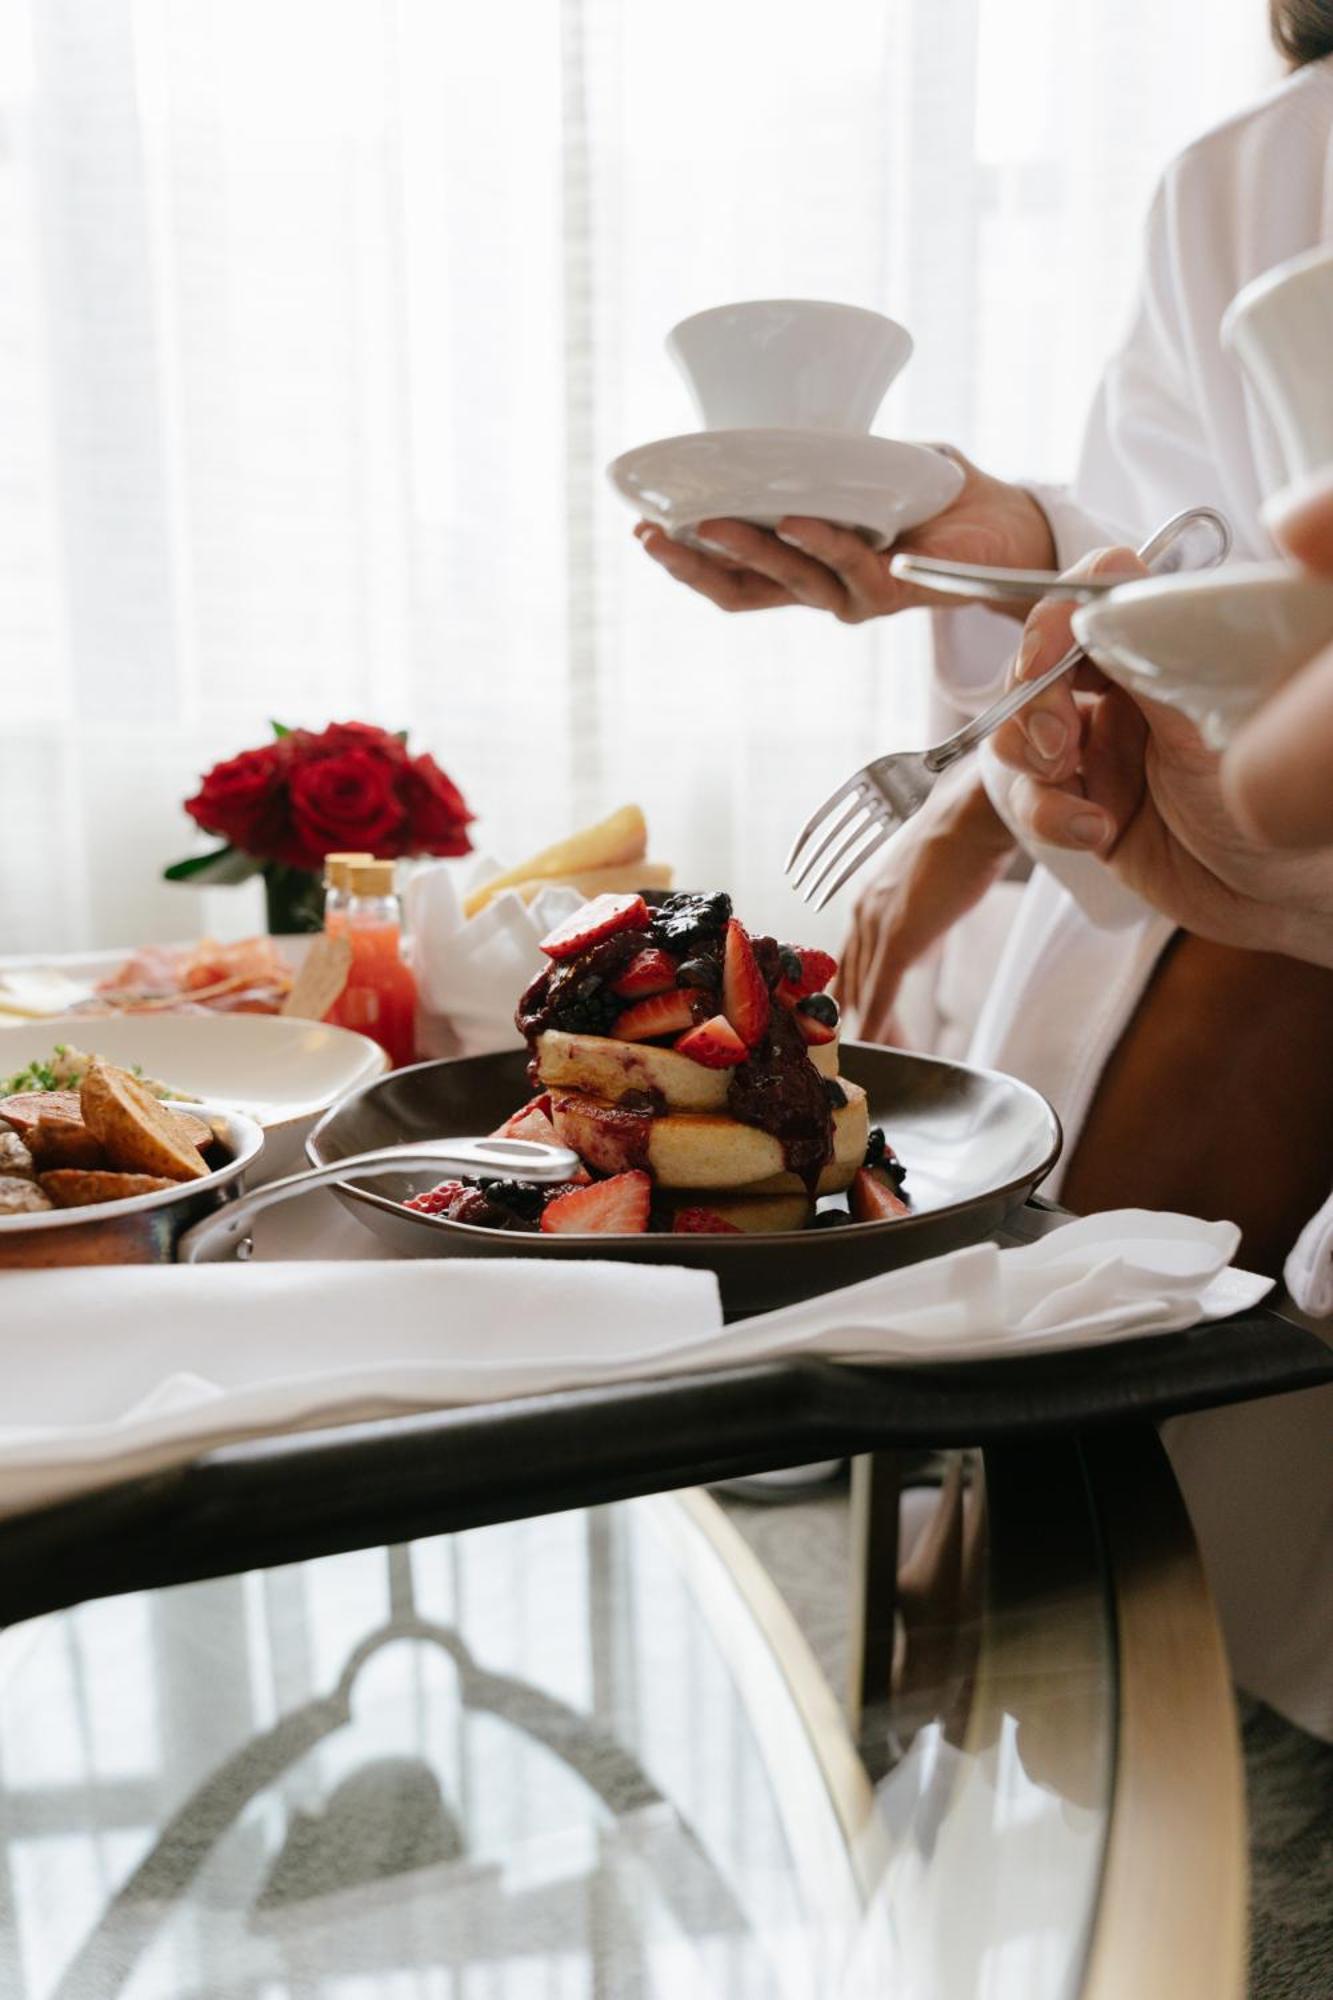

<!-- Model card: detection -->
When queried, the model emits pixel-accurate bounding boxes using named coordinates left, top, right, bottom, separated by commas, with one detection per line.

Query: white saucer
left=1073, top=564, right=1333, bottom=749
left=608, top=428, right=965, bottom=550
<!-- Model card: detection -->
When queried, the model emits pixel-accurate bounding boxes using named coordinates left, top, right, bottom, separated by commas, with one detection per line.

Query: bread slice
left=79, top=1063, right=210, bottom=1182
left=505, top=862, right=673, bottom=906
left=550, top=1080, right=868, bottom=1192
left=463, top=804, right=648, bottom=918
left=536, top=1027, right=839, bottom=1112
left=664, top=1191, right=813, bottom=1233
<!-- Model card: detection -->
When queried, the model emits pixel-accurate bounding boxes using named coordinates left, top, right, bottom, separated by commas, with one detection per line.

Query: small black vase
left=261, top=863, right=325, bottom=935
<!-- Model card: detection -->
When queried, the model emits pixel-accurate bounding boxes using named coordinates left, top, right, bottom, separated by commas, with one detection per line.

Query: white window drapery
left=0, top=0, right=1274, bottom=954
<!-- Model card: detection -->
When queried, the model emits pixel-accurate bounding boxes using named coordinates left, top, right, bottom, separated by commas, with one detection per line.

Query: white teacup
left=1222, top=246, right=1333, bottom=485
left=666, top=299, right=912, bottom=433
left=1072, top=563, right=1333, bottom=750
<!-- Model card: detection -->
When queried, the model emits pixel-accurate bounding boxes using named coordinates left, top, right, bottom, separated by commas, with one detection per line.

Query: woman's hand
left=1222, top=475, right=1333, bottom=847
left=834, top=767, right=1016, bottom=1041
left=989, top=548, right=1333, bottom=967
left=635, top=449, right=1056, bottom=624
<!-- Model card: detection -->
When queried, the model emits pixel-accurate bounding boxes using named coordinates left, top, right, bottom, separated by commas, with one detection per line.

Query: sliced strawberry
left=405, top=1179, right=466, bottom=1215
left=850, top=1167, right=911, bottom=1223
left=722, top=919, right=770, bottom=1047
left=776, top=945, right=839, bottom=1005
left=541, top=1169, right=652, bottom=1235
left=671, top=1206, right=743, bottom=1234
left=539, top=893, right=651, bottom=961
left=795, top=1011, right=838, bottom=1047
left=491, top=1095, right=558, bottom=1144
left=612, top=989, right=698, bottom=1042
left=674, top=1013, right=748, bottom=1068
left=611, top=948, right=679, bottom=998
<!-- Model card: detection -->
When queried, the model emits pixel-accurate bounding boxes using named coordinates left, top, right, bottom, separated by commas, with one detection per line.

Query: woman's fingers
left=635, top=523, right=795, bottom=612
left=1008, top=772, right=1115, bottom=853
left=990, top=547, right=1145, bottom=781
left=690, top=518, right=852, bottom=614
left=772, top=518, right=902, bottom=621
left=1265, top=470, right=1333, bottom=574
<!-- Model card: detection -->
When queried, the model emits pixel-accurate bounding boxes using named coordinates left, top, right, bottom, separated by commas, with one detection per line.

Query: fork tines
left=785, top=778, right=895, bottom=909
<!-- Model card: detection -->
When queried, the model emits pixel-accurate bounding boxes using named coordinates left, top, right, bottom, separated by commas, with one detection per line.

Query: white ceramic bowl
left=0, top=1013, right=388, bottom=1182
left=1222, top=246, right=1333, bottom=486
left=666, top=299, right=912, bottom=433
left=1072, top=563, right=1333, bottom=749
left=609, top=428, right=964, bottom=549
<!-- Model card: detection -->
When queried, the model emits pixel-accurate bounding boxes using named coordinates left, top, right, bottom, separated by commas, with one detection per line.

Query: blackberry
left=779, top=946, right=803, bottom=984
left=811, top=1208, right=850, bottom=1229
left=676, top=956, right=721, bottom=990
left=751, top=935, right=784, bottom=989
left=796, top=992, right=839, bottom=1028
left=649, top=890, right=732, bottom=955
left=864, top=1126, right=907, bottom=1187
left=479, top=1178, right=548, bottom=1224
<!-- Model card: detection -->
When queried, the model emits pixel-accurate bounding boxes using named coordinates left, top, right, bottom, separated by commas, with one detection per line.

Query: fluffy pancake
left=550, top=1080, right=867, bottom=1192
left=536, top=1027, right=839, bottom=1112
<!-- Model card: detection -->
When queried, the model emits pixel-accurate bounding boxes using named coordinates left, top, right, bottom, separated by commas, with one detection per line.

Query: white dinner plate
left=607, top=428, right=965, bottom=550
left=0, top=1012, right=388, bottom=1182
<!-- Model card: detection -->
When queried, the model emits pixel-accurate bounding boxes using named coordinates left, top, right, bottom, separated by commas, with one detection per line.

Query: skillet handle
left=176, top=1137, right=580, bottom=1263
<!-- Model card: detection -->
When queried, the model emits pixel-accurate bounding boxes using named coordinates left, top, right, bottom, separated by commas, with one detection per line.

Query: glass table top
left=0, top=1451, right=1117, bottom=1999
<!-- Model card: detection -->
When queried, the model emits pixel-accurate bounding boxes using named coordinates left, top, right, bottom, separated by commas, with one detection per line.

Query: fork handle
left=924, top=504, right=1231, bottom=773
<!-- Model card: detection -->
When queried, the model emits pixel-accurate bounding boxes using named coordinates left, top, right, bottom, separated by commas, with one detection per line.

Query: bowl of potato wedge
left=0, top=1058, right=263, bottom=1268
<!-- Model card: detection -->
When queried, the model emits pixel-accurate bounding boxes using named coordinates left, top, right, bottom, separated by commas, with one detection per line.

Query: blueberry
left=779, top=947, right=803, bottom=983
left=822, top=1077, right=847, bottom=1109
left=811, top=1208, right=850, bottom=1229
left=676, top=956, right=721, bottom=990
left=864, top=1126, right=886, bottom=1168
left=796, top=993, right=839, bottom=1027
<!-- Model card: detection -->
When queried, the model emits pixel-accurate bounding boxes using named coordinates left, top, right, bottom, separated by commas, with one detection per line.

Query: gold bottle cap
left=323, top=851, right=375, bottom=891
left=347, top=860, right=397, bottom=897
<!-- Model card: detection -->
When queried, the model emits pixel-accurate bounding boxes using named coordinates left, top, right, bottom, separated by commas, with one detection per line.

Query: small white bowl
left=0, top=1013, right=389, bottom=1181
left=1072, top=563, right=1333, bottom=749
left=666, top=299, right=912, bottom=433
left=610, top=428, right=964, bottom=549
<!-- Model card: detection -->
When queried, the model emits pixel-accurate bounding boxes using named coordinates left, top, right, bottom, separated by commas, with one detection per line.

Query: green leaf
left=162, top=845, right=262, bottom=886
left=270, top=720, right=293, bottom=739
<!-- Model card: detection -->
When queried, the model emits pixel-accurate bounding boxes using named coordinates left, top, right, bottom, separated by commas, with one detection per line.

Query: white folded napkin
left=0, top=1211, right=1270, bottom=1519
left=405, top=856, right=581, bottom=1057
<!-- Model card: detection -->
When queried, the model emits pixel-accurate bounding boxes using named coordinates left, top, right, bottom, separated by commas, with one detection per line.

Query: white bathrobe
left=933, top=56, right=1333, bottom=1739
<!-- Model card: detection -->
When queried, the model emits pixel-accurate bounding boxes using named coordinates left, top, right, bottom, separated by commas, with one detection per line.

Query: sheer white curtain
left=0, top=0, right=1274, bottom=954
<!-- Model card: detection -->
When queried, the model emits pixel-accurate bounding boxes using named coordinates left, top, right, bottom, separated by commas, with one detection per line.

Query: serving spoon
left=178, top=1137, right=583, bottom=1263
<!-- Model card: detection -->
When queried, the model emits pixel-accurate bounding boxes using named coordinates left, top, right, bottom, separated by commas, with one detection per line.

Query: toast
left=463, top=804, right=648, bottom=918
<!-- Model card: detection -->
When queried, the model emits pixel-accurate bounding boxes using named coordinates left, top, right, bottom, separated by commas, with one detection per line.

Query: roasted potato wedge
left=40, top=1169, right=177, bottom=1209
left=79, top=1063, right=209, bottom=1182
left=0, top=1090, right=85, bottom=1141
left=28, top=1116, right=108, bottom=1172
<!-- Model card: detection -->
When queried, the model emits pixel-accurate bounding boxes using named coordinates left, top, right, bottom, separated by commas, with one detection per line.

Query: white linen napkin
left=405, top=857, right=581, bottom=1058
left=0, top=1211, right=1270, bottom=1519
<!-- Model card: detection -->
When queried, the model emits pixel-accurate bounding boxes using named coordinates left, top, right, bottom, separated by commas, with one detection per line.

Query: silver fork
left=784, top=505, right=1231, bottom=910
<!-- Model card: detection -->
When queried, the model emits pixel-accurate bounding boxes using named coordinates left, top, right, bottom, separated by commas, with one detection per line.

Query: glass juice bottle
left=321, top=852, right=373, bottom=933
left=328, top=860, right=418, bottom=1067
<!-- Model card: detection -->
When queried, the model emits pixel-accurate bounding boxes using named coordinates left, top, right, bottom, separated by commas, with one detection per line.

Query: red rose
left=186, top=744, right=289, bottom=857
left=403, top=752, right=474, bottom=856
left=289, top=747, right=407, bottom=861
left=313, top=720, right=412, bottom=766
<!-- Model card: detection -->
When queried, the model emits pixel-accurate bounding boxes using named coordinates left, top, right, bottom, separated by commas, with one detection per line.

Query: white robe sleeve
left=932, top=173, right=1231, bottom=932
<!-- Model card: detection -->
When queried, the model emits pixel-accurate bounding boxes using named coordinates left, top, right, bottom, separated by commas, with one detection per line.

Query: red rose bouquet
left=167, top=721, right=474, bottom=931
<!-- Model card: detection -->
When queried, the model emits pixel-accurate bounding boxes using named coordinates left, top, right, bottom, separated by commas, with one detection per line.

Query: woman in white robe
left=638, top=46, right=1333, bottom=1738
